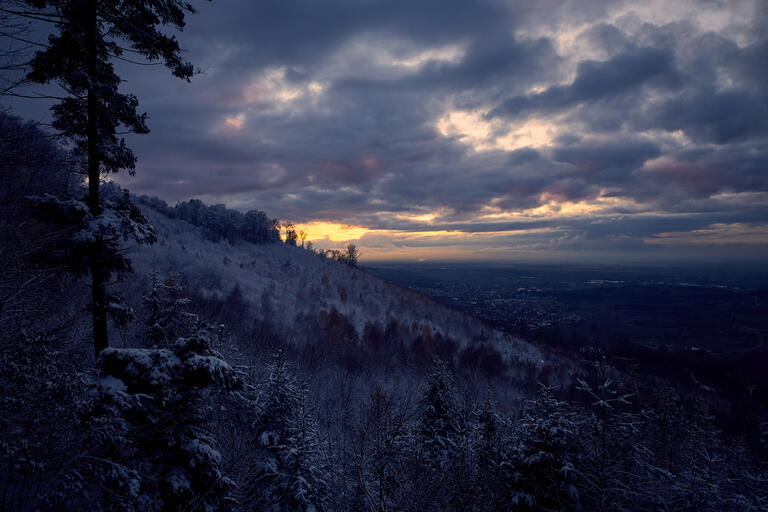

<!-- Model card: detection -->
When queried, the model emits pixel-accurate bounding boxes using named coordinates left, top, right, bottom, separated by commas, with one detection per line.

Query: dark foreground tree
left=507, top=384, right=579, bottom=510
left=247, top=351, right=329, bottom=511
left=10, top=0, right=201, bottom=356
left=50, top=326, right=241, bottom=511
left=405, top=359, right=460, bottom=510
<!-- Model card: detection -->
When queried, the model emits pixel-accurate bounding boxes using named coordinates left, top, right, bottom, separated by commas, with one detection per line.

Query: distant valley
left=369, top=262, right=768, bottom=431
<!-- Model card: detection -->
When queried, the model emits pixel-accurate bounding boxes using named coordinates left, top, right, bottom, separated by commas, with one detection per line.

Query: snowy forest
left=1, top=0, right=767, bottom=511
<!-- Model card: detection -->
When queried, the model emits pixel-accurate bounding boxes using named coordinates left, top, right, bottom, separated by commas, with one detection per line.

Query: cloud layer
left=33, top=0, right=768, bottom=260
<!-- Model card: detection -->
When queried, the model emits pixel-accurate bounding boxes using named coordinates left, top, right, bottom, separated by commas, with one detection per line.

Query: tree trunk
left=86, top=1, right=108, bottom=357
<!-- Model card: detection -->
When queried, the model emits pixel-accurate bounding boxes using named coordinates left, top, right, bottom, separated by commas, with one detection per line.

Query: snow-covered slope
left=122, top=203, right=550, bottom=376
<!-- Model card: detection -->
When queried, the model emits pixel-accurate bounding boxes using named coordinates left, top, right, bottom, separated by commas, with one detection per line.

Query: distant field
left=366, top=264, right=768, bottom=346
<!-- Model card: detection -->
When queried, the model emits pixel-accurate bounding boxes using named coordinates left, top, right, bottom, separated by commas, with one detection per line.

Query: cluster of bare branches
left=0, top=1, right=39, bottom=100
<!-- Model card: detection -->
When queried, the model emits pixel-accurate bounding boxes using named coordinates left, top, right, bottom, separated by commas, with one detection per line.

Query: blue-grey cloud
left=488, top=47, right=679, bottom=119
left=5, top=0, right=768, bottom=261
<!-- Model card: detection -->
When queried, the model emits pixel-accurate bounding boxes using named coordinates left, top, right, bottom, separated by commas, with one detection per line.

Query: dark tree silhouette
left=345, top=243, right=360, bottom=267
left=284, top=222, right=298, bottom=246
left=13, top=0, right=201, bottom=356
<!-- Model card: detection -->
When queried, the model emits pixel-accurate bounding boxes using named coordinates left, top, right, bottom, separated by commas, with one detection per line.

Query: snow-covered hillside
left=123, top=201, right=550, bottom=380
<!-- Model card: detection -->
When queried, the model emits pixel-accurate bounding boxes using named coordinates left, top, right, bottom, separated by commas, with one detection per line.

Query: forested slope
left=124, top=196, right=548, bottom=380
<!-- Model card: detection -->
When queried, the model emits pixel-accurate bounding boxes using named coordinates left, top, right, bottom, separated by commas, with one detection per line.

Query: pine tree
left=0, top=334, right=89, bottom=511
left=676, top=400, right=726, bottom=511
left=405, top=359, right=460, bottom=510
left=475, top=392, right=505, bottom=512
left=645, top=387, right=685, bottom=472
left=247, top=352, right=328, bottom=511
left=46, top=320, right=240, bottom=511
left=14, top=0, right=200, bottom=356
left=730, top=469, right=768, bottom=511
left=445, top=395, right=479, bottom=512
left=142, top=271, right=197, bottom=345
left=27, top=183, right=156, bottom=350
left=417, top=359, right=459, bottom=462
left=637, top=387, right=687, bottom=509
left=574, top=357, right=640, bottom=512
left=81, top=326, right=241, bottom=511
left=360, top=386, right=409, bottom=512
left=506, top=384, right=579, bottom=511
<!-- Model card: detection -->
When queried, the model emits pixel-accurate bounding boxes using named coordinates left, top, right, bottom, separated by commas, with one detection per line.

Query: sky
left=6, top=0, right=768, bottom=262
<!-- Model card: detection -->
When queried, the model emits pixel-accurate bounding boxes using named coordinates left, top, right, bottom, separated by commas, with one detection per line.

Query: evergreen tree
left=676, top=400, right=726, bottom=511
left=0, top=334, right=88, bottom=511
left=475, top=392, right=506, bottom=512
left=405, top=359, right=460, bottom=510
left=142, top=271, right=197, bottom=345
left=574, top=358, right=641, bottom=512
left=644, top=387, right=686, bottom=472
left=445, top=394, right=479, bottom=512
left=506, top=384, right=579, bottom=511
left=637, top=387, right=687, bottom=509
left=27, top=183, right=156, bottom=346
left=730, top=469, right=768, bottom=511
left=53, top=325, right=241, bottom=511
left=16, top=0, right=201, bottom=356
left=417, top=359, right=459, bottom=462
left=247, top=352, right=328, bottom=511
left=360, top=386, right=409, bottom=512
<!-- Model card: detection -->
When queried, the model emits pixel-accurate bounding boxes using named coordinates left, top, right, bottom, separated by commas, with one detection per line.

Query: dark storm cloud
left=641, top=141, right=768, bottom=199
left=184, top=0, right=514, bottom=75
left=553, top=139, right=661, bottom=186
left=639, top=90, right=768, bottom=144
left=487, top=46, right=679, bottom=119
left=403, top=33, right=561, bottom=94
